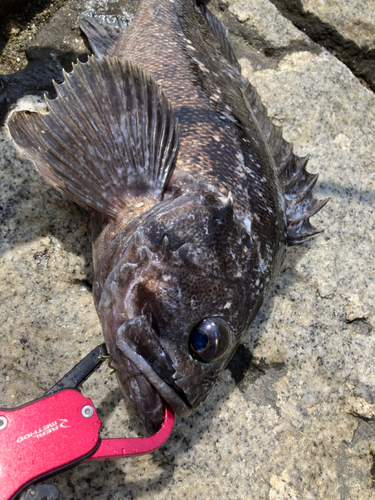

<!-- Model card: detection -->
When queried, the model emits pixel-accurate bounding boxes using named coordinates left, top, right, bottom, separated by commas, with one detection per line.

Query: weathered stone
left=220, top=0, right=306, bottom=47
left=301, top=0, right=375, bottom=51
left=263, top=0, right=375, bottom=92
left=1, top=0, right=375, bottom=499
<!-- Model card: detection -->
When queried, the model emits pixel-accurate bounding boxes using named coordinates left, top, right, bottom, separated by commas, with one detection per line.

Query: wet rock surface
left=0, top=0, right=138, bottom=123
left=1, top=0, right=375, bottom=498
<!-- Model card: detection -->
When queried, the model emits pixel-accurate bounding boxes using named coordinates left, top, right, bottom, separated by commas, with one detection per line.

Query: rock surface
left=1, top=0, right=375, bottom=499
left=301, top=0, right=375, bottom=50
left=264, top=0, right=375, bottom=92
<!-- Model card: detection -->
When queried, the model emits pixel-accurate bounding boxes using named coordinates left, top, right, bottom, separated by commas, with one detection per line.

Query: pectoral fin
left=8, top=56, right=179, bottom=217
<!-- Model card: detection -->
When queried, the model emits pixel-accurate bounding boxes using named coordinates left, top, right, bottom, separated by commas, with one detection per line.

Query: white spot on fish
left=235, top=150, right=245, bottom=171
left=193, top=58, right=210, bottom=73
left=258, top=256, right=267, bottom=273
left=219, top=110, right=236, bottom=123
left=241, top=215, right=252, bottom=234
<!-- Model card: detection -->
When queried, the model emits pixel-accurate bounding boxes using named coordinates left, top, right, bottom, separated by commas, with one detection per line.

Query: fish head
left=98, top=190, right=255, bottom=433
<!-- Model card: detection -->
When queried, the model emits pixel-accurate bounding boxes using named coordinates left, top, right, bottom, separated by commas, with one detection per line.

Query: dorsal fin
left=243, top=81, right=329, bottom=245
left=195, top=3, right=328, bottom=245
left=7, top=56, right=179, bottom=218
left=79, top=13, right=129, bottom=57
left=197, top=3, right=241, bottom=72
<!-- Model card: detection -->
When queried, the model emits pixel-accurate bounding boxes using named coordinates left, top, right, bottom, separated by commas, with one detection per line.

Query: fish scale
left=119, top=0, right=257, bottom=213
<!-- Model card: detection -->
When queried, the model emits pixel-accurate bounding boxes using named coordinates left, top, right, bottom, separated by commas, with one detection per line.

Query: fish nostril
left=201, top=374, right=215, bottom=389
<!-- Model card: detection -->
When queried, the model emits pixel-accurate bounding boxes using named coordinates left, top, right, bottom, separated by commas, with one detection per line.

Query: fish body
left=8, top=0, right=327, bottom=433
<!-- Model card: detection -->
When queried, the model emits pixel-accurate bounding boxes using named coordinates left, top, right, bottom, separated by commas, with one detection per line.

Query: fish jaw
left=113, top=314, right=236, bottom=433
left=115, top=356, right=165, bottom=434
left=116, top=316, right=192, bottom=424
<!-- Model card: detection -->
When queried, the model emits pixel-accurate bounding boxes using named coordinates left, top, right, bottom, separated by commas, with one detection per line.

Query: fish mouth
left=115, top=317, right=192, bottom=426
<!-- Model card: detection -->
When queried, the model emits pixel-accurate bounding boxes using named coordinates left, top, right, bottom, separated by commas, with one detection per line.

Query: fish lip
left=116, top=330, right=192, bottom=417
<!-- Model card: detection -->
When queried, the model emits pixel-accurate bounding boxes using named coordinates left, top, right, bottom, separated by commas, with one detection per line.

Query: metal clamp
left=19, top=484, right=59, bottom=500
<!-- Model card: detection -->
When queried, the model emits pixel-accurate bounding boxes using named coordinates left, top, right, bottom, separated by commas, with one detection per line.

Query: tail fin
left=8, top=56, right=179, bottom=218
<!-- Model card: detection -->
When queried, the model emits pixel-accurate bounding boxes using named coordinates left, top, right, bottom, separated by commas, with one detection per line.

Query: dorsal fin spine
left=241, top=80, right=329, bottom=245
left=200, top=5, right=329, bottom=246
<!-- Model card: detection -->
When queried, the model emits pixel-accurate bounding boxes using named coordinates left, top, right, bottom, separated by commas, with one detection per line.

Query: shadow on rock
left=268, top=0, right=375, bottom=92
left=0, top=46, right=89, bottom=125
left=0, top=0, right=60, bottom=50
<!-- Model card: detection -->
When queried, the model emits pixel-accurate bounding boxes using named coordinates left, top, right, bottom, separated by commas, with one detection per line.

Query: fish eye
left=189, top=317, right=232, bottom=363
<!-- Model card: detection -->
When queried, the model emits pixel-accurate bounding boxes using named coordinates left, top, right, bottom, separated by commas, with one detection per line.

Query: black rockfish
left=7, top=0, right=328, bottom=433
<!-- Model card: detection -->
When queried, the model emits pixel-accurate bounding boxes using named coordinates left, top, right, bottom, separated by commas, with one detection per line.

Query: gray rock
left=220, top=0, right=307, bottom=48
left=256, top=0, right=375, bottom=92
left=1, top=0, right=375, bottom=499
left=301, top=0, right=375, bottom=51
left=0, top=0, right=137, bottom=124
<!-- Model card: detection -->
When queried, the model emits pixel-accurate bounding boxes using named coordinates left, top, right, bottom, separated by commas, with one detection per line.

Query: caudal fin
left=8, top=56, right=179, bottom=217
